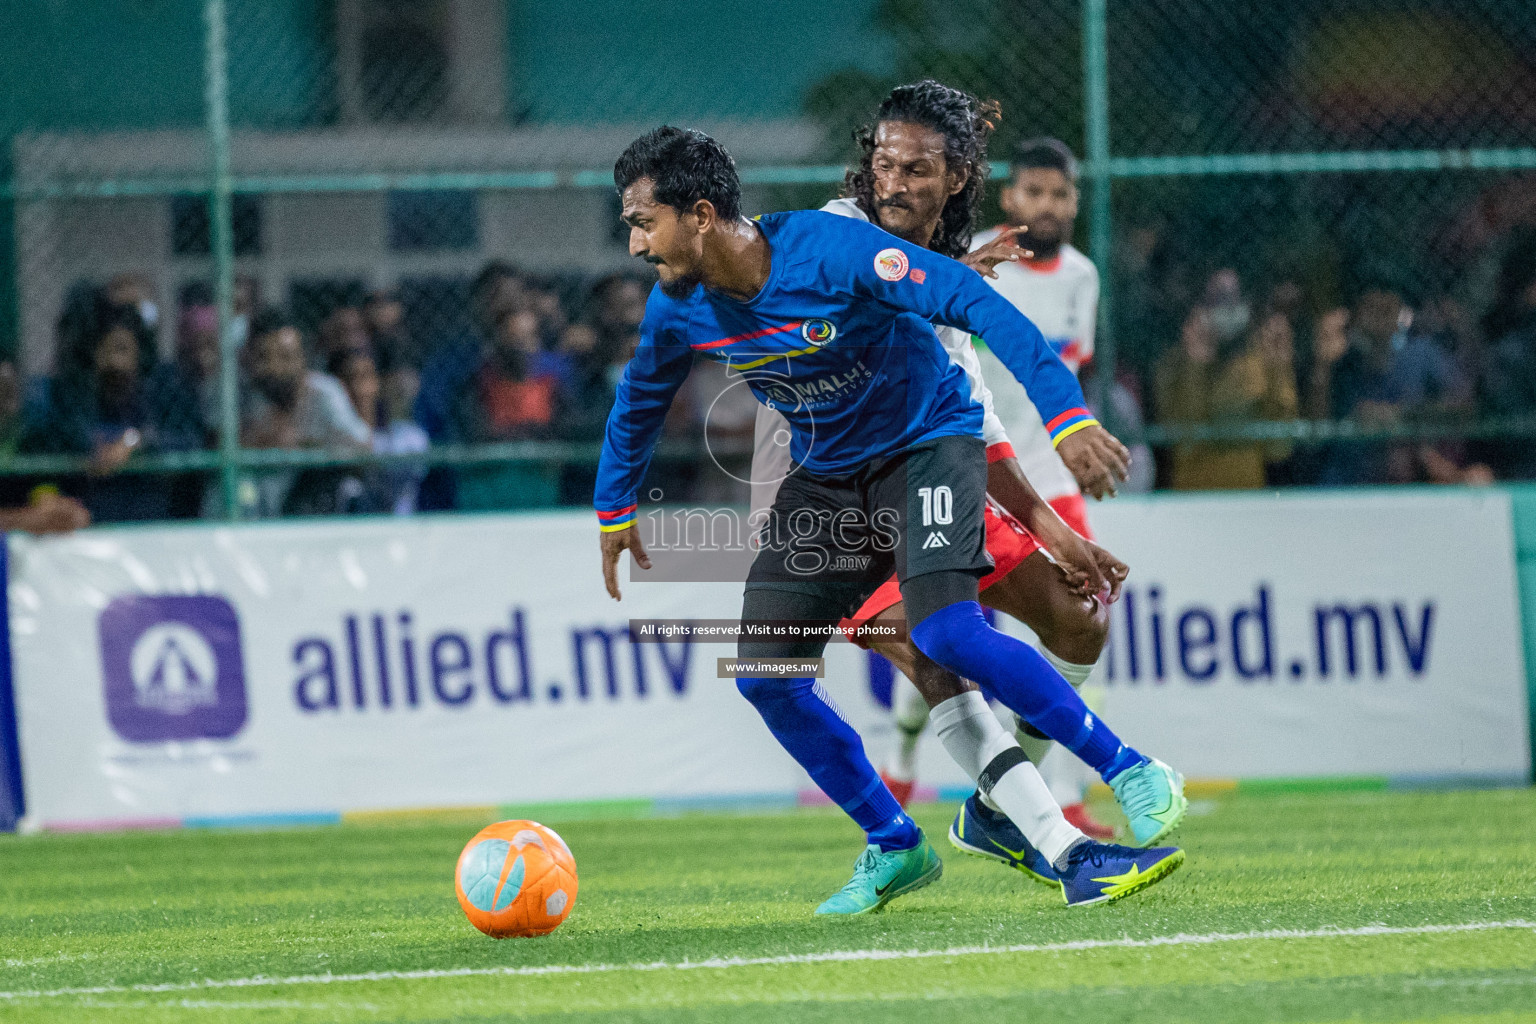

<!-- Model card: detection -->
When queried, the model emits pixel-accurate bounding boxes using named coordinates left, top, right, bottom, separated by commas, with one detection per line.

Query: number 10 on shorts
left=918, top=486, right=953, bottom=526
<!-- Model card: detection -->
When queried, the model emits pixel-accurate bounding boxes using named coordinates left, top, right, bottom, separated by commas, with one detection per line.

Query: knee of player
left=1072, top=596, right=1111, bottom=651
left=872, top=638, right=919, bottom=680
left=734, top=674, right=814, bottom=706
left=1043, top=593, right=1109, bottom=661
left=909, top=651, right=967, bottom=706
left=908, top=600, right=989, bottom=670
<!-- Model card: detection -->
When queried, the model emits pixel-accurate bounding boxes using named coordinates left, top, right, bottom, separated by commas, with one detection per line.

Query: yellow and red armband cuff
left=596, top=504, right=637, bottom=532
left=1045, top=408, right=1100, bottom=447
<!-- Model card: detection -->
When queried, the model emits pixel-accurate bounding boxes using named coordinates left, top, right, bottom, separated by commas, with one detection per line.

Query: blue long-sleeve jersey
left=594, top=210, right=1094, bottom=528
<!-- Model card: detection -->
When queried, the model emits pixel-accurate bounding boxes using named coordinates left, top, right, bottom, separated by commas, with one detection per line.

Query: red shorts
left=841, top=502, right=1042, bottom=643
left=1048, top=492, right=1094, bottom=541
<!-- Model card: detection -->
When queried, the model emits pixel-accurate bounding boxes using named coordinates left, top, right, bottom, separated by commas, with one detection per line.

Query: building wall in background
left=1, top=1, right=887, bottom=136
left=508, top=0, right=890, bottom=123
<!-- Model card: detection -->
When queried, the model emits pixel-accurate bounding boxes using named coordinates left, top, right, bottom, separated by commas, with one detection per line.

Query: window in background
left=387, top=191, right=479, bottom=252
left=171, top=195, right=263, bottom=257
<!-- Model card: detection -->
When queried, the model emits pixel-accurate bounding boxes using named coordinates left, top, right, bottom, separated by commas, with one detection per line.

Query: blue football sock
left=737, top=676, right=919, bottom=851
left=909, top=600, right=1146, bottom=783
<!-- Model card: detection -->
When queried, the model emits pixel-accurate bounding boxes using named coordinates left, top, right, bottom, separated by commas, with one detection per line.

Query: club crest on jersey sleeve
left=874, top=248, right=909, bottom=282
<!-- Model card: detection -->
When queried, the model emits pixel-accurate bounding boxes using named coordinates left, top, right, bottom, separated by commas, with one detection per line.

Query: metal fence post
left=204, top=0, right=240, bottom=519
left=1082, top=0, right=1117, bottom=435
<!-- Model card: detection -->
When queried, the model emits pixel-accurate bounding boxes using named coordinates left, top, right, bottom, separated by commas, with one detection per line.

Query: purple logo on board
left=99, top=595, right=248, bottom=742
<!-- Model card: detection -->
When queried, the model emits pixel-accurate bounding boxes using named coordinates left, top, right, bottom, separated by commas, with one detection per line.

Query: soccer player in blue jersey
left=595, top=126, right=1184, bottom=914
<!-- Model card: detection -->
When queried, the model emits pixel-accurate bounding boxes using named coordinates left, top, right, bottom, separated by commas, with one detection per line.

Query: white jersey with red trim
left=971, top=231, right=1098, bottom=501
left=749, top=197, right=1013, bottom=520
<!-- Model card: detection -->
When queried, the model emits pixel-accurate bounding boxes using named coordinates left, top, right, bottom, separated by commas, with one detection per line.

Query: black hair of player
left=1014, top=137, right=1079, bottom=182
left=614, top=126, right=742, bottom=222
left=844, top=79, right=1001, bottom=259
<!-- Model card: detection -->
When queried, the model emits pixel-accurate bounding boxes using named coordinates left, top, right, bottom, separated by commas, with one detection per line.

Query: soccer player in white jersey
left=968, top=137, right=1111, bottom=835
left=749, top=83, right=1178, bottom=883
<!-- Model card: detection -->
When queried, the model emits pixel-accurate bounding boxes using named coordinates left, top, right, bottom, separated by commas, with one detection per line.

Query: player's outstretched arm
left=600, top=525, right=651, bottom=601
left=986, top=453, right=1127, bottom=600
left=592, top=294, right=694, bottom=597
left=838, top=217, right=1124, bottom=492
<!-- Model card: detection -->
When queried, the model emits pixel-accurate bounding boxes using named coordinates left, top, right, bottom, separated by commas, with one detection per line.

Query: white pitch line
left=2, top=919, right=1532, bottom=1002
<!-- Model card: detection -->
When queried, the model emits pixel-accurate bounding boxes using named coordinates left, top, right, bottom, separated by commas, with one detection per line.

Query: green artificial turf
left=1, top=787, right=1534, bottom=1023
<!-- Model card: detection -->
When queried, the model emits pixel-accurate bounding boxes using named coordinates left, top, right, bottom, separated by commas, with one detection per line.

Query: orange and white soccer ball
left=454, top=820, right=578, bottom=937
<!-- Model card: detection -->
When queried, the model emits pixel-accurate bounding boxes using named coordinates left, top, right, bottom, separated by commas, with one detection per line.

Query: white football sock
left=1015, top=647, right=1100, bottom=789
left=1042, top=646, right=1097, bottom=688
left=930, top=690, right=1086, bottom=866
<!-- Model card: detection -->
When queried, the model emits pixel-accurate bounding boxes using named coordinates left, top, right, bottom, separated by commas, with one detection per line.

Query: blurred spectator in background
left=316, top=305, right=371, bottom=370
left=1081, top=359, right=1154, bottom=493
left=104, top=272, right=159, bottom=341
left=1308, top=285, right=1485, bottom=485
left=1155, top=305, right=1299, bottom=489
left=1264, top=279, right=1305, bottom=329
left=525, top=277, right=569, bottom=347
left=418, top=301, right=565, bottom=511
left=164, top=284, right=223, bottom=518
left=363, top=288, right=418, bottom=370
left=1480, top=231, right=1536, bottom=479
left=557, top=275, right=648, bottom=503
left=417, top=261, right=526, bottom=511
left=1202, top=267, right=1253, bottom=352
left=560, top=275, right=647, bottom=440
left=239, top=309, right=370, bottom=517
left=476, top=308, right=561, bottom=441
left=174, top=283, right=222, bottom=430
left=231, top=275, right=260, bottom=348
left=21, top=296, right=202, bottom=521
left=419, top=261, right=527, bottom=437
left=329, top=347, right=429, bottom=515
left=469, top=261, right=526, bottom=339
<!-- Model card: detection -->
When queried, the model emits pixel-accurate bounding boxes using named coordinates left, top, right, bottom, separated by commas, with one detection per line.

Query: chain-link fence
left=5, top=0, right=1536, bottom=526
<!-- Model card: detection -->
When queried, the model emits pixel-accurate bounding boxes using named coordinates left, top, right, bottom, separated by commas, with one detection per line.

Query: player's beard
left=659, top=269, right=702, bottom=299
left=875, top=198, right=935, bottom=247
left=1022, top=217, right=1064, bottom=256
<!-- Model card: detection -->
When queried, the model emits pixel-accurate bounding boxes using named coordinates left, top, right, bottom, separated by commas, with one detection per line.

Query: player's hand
left=961, top=226, right=1032, bottom=279
left=1024, top=505, right=1128, bottom=602
left=1055, top=424, right=1131, bottom=500
left=600, top=525, right=651, bottom=601
left=1075, top=538, right=1128, bottom=602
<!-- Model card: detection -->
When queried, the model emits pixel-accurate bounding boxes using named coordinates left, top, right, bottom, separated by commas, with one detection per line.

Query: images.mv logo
left=98, top=595, right=249, bottom=742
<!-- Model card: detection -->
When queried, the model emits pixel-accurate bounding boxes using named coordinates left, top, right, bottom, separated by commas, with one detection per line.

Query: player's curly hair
left=844, top=80, right=1001, bottom=259
left=615, top=126, right=741, bottom=222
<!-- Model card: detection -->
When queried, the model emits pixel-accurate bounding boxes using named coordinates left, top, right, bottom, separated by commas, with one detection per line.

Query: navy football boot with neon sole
left=947, top=793, right=1061, bottom=888
left=1056, top=840, right=1185, bottom=907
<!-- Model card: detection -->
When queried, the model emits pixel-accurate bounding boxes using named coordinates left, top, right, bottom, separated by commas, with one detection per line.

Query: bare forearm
left=986, top=456, right=1063, bottom=538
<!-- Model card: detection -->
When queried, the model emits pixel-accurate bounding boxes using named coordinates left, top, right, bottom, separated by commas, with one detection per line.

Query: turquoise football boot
left=814, top=834, right=943, bottom=915
left=1108, top=756, right=1188, bottom=847
left=947, top=793, right=1061, bottom=888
